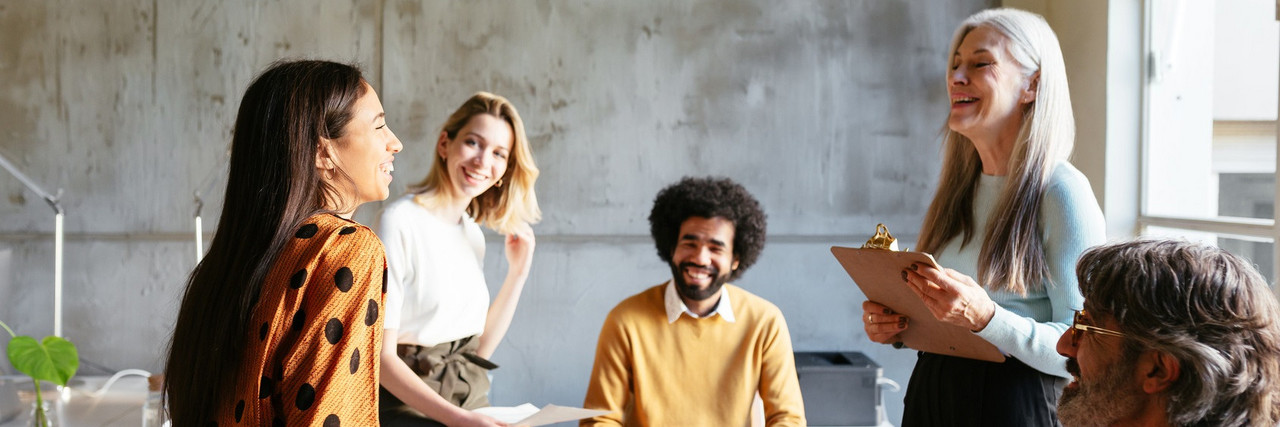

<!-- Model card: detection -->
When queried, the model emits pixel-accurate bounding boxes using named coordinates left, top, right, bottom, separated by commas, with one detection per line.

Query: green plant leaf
left=6, top=335, right=79, bottom=386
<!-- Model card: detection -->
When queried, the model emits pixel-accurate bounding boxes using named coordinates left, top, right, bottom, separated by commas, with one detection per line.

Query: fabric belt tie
left=395, top=334, right=497, bottom=410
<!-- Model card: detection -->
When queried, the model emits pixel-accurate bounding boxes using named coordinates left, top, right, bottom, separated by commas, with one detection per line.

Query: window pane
left=1219, top=173, right=1274, bottom=219
left=1144, top=226, right=1274, bottom=284
left=1145, top=0, right=1278, bottom=220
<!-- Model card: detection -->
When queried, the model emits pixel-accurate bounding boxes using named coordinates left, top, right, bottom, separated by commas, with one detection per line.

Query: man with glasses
left=1055, top=239, right=1280, bottom=427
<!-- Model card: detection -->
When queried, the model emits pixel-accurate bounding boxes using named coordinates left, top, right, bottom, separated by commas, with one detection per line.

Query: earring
left=495, top=178, right=504, bottom=188
left=322, top=169, right=334, bottom=181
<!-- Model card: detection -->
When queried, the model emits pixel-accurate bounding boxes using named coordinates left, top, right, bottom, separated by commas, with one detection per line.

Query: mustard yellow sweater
left=582, top=283, right=806, bottom=427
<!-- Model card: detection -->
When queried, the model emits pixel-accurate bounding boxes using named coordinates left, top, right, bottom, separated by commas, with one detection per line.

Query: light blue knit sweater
left=933, top=162, right=1106, bottom=378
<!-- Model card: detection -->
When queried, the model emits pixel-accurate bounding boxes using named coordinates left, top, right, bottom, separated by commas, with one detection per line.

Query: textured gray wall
left=0, top=1, right=994, bottom=425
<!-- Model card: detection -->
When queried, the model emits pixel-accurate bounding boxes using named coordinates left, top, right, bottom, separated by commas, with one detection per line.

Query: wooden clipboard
left=833, top=224, right=1005, bottom=362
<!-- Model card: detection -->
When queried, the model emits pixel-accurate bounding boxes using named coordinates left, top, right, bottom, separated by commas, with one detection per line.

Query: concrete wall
left=0, top=1, right=995, bottom=424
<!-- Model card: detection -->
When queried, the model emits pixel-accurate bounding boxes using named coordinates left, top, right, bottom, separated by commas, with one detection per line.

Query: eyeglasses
left=1068, top=310, right=1127, bottom=346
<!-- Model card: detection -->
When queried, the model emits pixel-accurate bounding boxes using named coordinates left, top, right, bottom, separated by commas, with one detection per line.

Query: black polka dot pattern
left=272, top=363, right=284, bottom=385
left=290, top=269, right=307, bottom=289
left=364, top=299, right=378, bottom=326
left=291, top=309, right=305, bottom=332
left=325, top=318, right=344, bottom=345
left=295, top=223, right=319, bottom=239
left=258, top=376, right=272, bottom=399
left=334, top=268, right=353, bottom=292
left=296, top=383, right=316, bottom=411
left=229, top=215, right=387, bottom=424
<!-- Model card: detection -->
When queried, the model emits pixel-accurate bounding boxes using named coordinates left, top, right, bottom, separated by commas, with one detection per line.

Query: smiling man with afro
left=647, top=176, right=767, bottom=283
left=581, top=176, right=805, bottom=427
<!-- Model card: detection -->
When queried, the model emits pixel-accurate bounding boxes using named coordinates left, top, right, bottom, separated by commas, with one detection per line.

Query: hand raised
left=504, top=222, right=535, bottom=273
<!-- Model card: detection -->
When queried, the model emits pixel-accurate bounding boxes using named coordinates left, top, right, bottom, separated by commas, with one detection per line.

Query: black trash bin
left=794, top=351, right=883, bottom=426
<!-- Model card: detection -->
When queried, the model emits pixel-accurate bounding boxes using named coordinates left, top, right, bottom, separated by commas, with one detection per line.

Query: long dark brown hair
left=163, top=59, right=367, bottom=425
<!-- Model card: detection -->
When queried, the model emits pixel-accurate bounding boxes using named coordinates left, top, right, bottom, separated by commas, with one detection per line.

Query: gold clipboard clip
left=863, top=223, right=901, bottom=251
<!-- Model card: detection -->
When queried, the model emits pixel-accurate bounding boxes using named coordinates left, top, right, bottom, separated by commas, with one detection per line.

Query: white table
left=0, top=375, right=148, bottom=427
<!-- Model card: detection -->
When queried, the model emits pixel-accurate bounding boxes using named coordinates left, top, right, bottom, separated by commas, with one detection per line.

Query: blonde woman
left=377, top=92, right=540, bottom=427
left=860, top=9, right=1105, bottom=426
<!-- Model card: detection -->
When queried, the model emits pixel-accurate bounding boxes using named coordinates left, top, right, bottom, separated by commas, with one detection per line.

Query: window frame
left=1135, top=0, right=1280, bottom=284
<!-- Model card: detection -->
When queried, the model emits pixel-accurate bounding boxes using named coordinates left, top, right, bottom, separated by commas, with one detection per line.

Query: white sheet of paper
left=474, top=404, right=609, bottom=426
left=474, top=403, right=540, bottom=423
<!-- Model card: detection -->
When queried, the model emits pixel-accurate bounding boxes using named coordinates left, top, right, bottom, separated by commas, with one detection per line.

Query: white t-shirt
left=377, top=194, right=489, bottom=347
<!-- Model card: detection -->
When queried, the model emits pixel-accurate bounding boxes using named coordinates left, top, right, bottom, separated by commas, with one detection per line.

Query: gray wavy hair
left=1076, top=239, right=1280, bottom=426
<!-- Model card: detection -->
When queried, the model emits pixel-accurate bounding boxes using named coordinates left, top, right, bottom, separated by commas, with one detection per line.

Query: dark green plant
left=0, top=320, right=78, bottom=427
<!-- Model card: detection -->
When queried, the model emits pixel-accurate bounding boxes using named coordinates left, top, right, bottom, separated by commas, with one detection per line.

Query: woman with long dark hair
left=860, top=8, right=1105, bottom=426
left=165, top=59, right=403, bottom=425
left=377, top=92, right=540, bottom=427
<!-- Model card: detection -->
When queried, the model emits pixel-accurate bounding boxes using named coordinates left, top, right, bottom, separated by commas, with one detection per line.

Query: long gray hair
left=917, top=8, right=1074, bottom=295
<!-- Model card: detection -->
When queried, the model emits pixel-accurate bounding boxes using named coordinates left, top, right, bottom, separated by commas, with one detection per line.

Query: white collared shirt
left=664, top=280, right=736, bottom=324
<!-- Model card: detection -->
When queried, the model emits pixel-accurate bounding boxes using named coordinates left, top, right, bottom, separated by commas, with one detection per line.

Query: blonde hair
left=407, top=92, right=541, bottom=234
left=917, top=8, right=1074, bottom=295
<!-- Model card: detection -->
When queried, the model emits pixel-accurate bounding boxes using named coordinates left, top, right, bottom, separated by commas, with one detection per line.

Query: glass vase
left=27, top=400, right=55, bottom=427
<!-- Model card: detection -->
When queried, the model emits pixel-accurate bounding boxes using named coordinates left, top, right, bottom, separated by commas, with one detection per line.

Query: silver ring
left=867, top=314, right=874, bottom=323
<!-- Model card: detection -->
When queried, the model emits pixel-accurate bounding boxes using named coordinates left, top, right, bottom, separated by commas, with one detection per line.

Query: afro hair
left=648, top=176, right=767, bottom=281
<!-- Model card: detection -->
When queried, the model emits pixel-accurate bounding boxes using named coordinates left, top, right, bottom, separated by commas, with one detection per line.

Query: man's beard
left=670, top=261, right=731, bottom=302
left=1058, top=356, right=1145, bottom=427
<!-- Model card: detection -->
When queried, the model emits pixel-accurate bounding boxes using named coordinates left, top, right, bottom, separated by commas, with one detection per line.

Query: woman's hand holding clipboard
left=904, top=264, right=998, bottom=334
left=833, top=224, right=1005, bottom=362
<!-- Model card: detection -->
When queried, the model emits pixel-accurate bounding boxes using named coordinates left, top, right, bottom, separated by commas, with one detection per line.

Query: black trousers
left=902, top=352, right=1066, bottom=427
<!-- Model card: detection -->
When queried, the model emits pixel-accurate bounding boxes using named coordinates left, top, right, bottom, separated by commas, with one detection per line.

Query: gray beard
left=1057, top=357, right=1146, bottom=427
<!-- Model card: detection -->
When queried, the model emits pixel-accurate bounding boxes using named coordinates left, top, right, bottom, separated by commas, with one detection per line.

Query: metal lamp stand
left=193, top=157, right=228, bottom=263
left=0, top=152, right=65, bottom=338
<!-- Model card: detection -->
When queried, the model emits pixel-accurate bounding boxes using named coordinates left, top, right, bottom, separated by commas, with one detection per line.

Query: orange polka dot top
left=218, top=213, right=386, bottom=426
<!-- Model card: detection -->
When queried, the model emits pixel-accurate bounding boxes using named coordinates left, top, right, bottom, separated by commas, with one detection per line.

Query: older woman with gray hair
left=860, top=8, right=1105, bottom=426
